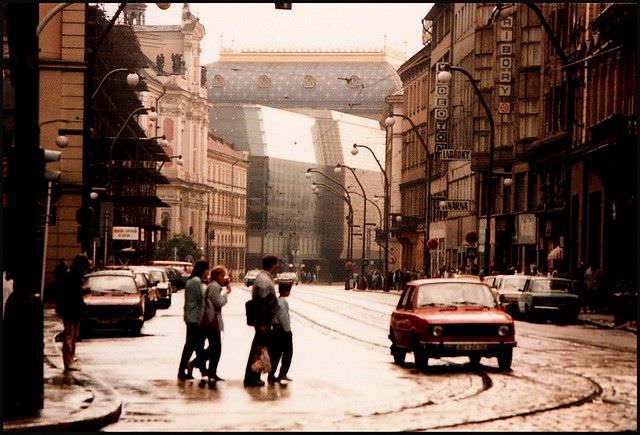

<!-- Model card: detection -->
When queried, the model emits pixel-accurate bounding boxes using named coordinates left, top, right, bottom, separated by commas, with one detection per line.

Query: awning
left=547, top=246, right=563, bottom=261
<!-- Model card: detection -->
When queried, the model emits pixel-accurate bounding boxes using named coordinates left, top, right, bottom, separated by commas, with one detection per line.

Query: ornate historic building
left=126, top=3, right=247, bottom=268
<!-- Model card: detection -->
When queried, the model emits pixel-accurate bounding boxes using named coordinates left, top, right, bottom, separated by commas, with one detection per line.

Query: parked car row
left=484, top=274, right=581, bottom=322
left=81, top=263, right=188, bottom=335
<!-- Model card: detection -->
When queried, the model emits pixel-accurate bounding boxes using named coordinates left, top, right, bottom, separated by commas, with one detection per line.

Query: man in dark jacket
left=243, top=255, right=279, bottom=387
left=58, top=254, right=90, bottom=372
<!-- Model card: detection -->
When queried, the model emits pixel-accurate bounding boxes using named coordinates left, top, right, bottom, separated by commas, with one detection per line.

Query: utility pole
left=4, top=2, right=44, bottom=416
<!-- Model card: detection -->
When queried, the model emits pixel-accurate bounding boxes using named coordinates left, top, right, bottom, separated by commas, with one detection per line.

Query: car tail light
left=432, top=325, right=443, bottom=336
left=498, top=325, right=511, bottom=336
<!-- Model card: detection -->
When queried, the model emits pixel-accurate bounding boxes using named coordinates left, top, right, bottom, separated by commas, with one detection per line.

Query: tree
left=154, top=234, right=200, bottom=262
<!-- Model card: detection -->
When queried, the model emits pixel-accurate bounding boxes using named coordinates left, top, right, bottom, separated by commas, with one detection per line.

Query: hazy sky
left=142, top=3, right=433, bottom=64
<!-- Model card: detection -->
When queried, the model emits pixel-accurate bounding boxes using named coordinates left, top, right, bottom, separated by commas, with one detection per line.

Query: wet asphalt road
left=72, top=283, right=636, bottom=431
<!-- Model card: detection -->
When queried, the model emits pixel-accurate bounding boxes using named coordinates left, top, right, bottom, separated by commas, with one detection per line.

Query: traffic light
left=42, top=148, right=62, bottom=181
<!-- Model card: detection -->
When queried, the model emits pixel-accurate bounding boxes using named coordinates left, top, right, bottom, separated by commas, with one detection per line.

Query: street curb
left=3, top=318, right=122, bottom=432
left=580, top=318, right=637, bottom=334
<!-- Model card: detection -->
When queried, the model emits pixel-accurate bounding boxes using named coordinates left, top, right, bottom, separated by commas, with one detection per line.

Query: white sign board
left=112, top=226, right=139, bottom=240
left=516, top=213, right=537, bottom=244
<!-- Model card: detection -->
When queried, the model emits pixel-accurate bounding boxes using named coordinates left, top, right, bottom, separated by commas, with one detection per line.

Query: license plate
left=456, top=343, right=488, bottom=351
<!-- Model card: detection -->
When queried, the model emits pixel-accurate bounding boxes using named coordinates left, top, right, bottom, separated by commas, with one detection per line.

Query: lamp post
left=348, top=189, right=383, bottom=271
left=306, top=168, right=355, bottom=289
left=305, top=169, right=355, bottom=260
left=384, top=113, right=432, bottom=276
left=334, top=163, right=368, bottom=289
left=311, top=183, right=355, bottom=291
left=104, top=106, right=157, bottom=264
left=311, top=182, right=354, bottom=263
left=91, top=68, right=140, bottom=100
left=351, top=143, right=389, bottom=286
left=436, top=64, right=495, bottom=274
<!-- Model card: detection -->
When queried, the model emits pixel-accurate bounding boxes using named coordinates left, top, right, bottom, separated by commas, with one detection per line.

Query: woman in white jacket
left=199, top=265, right=232, bottom=386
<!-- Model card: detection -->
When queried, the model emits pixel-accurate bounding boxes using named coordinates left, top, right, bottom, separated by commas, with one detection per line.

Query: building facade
left=206, top=49, right=397, bottom=280
left=390, top=3, right=636, bottom=294
left=204, top=135, right=249, bottom=281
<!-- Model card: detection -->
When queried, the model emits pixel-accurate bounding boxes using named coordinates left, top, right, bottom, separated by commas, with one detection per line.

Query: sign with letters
left=440, top=149, right=472, bottom=161
left=112, top=226, right=139, bottom=240
left=439, top=200, right=473, bottom=212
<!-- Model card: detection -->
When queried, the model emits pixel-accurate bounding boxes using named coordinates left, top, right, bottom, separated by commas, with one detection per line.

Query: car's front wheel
left=412, top=336, right=427, bottom=370
left=497, top=348, right=513, bottom=371
left=391, top=345, right=406, bottom=365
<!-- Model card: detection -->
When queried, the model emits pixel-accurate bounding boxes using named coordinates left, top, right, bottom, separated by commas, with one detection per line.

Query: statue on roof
left=171, top=53, right=185, bottom=74
left=156, top=53, right=165, bottom=72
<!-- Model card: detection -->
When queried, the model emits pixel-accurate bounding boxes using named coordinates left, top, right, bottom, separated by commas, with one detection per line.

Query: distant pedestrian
left=583, top=265, right=601, bottom=313
left=177, top=259, right=209, bottom=381
left=58, top=254, right=91, bottom=372
left=268, top=281, right=293, bottom=385
left=244, top=255, right=279, bottom=387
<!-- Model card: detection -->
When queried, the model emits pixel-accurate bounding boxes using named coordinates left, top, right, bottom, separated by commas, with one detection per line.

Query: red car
left=389, top=278, right=516, bottom=370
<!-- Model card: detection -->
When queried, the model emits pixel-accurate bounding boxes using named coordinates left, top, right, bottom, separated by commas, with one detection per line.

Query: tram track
left=256, top=286, right=625, bottom=431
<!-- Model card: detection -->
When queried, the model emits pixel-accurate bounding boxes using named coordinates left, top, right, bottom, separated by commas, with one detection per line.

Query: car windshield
left=416, top=283, right=496, bottom=308
left=501, top=277, right=528, bottom=291
left=148, top=270, right=164, bottom=282
left=86, top=276, right=137, bottom=294
left=531, top=279, right=573, bottom=293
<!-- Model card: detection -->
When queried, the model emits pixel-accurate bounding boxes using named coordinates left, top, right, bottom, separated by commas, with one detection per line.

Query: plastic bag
left=250, top=346, right=271, bottom=373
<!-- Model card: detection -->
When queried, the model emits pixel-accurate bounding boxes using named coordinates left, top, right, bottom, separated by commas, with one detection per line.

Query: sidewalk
left=578, top=311, right=637, bottom=333
left=3, top=306, right=122, bottom=432
left=3, top=301, right=635, bottom=432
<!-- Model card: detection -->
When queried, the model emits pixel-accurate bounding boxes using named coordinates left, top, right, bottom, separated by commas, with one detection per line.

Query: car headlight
left=498, top=325, right=511, bottom=336
left=432, top=325, right=443, bottom=337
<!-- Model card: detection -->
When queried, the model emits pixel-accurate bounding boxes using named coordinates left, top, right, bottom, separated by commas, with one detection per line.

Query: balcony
left=588, top=114, right=637, bottom=146
left=470, top=146, right=514, bottom=172
left=390, top=215, right=418, bottom=233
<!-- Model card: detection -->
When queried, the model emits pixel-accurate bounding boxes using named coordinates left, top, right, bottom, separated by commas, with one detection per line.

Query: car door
left=518, top=279, right=533, bottom=313
left=391, top=286, right=415, bottom=348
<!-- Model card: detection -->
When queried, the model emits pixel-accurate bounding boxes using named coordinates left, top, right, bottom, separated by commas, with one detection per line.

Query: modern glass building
left=206, top=49, right=400, bottom=279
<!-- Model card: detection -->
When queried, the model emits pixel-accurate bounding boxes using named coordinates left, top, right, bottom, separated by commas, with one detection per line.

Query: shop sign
left=516, top=213, right=536, bottom=244
left=439, top=200, right=473, bottom=212
left=112, top=226, right=139, bottom=240
left=440, top=149, right=471, bottom=161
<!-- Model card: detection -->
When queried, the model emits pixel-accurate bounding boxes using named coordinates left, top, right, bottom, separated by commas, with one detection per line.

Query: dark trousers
left=243, top=325, right=271, bottom=384
left=201, top=327, right=222, bottom=377
left=268, top=324, right=292, bottom=380
left=178, top=322, right=205, bottom=375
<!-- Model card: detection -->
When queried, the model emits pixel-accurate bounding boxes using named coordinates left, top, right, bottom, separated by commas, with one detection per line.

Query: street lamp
left=384, top=113, right=433, bottom=276
left=436, top=64, right=495, bottom=274
left=311, top=182, right=355, bottom=290
left=335, top=163, right=368, bottom=289
left=306, top=168, right=356, bottom=288
left=352, top=143, right=390, bottom=287
left=91, top=68, right=140, bottom=100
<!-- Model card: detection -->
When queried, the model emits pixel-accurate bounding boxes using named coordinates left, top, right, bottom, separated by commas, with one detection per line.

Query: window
left=518, top=100, right=539, bottom=139
left=520, top=26, right=541, bottom=66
